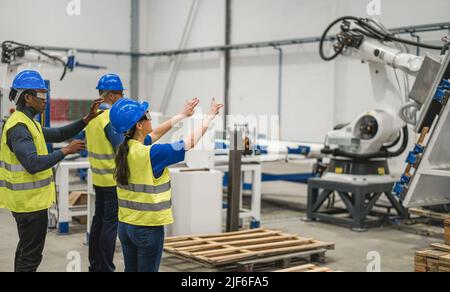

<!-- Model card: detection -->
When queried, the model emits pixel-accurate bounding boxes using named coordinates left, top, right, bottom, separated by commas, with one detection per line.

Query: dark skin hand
left=61, top=140, right=86, bottom=156
left=21, top=95, right=101, bottom=156
left=83, top=98, right=105, bottom=124
left=62, top=98, right=104, bottom=156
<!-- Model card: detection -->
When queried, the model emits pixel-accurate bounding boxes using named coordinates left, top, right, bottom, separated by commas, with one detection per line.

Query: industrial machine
left=394, top=46, right=450, bottom=208
left=0, top=40, right=106, bottom=126
left=1, top=41, right=71, bottom=124
left=307, top=16, right=449, bottom=230
left=318, top=17, right=447, bottom=178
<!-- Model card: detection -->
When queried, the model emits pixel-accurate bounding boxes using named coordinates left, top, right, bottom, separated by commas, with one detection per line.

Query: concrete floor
left=0, top=161, right=440, bottom=272
left=0, top=200, right=437, bottom=272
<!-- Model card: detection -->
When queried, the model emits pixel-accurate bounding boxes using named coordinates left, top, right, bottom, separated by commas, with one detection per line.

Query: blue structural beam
left=223, top=172, right=315, bottom=190
left=287, top=145, right=311, bottom=156
left=215, top=143, right=310, bottom=157
left=216, top=141, right=228, bottom=150
left=255, top=145, right=268, bottom=155
left=58, top=222, right=69, bottom=234
left=261, top=173, right=315, bottom=184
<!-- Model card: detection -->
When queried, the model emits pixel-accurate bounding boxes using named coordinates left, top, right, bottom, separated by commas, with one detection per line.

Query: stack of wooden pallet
left=409, top=208, right=450, bottom=222
left=440, top=254, right=450, bottom=272
left=415, top=250, right=447, bottom=272
left=445, top=219, right=450, bottom=245
left=275, top=264, right=334, bottom=272
left=164, top=228, right=335, bottom=268
left=415, top=242, right=450, bottom=272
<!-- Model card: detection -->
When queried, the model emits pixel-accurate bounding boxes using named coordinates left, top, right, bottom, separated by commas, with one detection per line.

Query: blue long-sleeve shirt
left=99, top=103, right=125, bottom=151
left=6, top=107, right=87, bottom=175
left=150, top=141, right=186, bottom=178
left=98, top=103, right=186, bottom=178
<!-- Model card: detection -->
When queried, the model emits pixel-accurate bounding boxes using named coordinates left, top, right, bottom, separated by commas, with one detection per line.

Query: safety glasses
left=113, top=91, right=124, bottom=97
left=30, top=92, right=47, bottom=102
left=139, top=111, right=152, bottom=122
left=145, top=111, right=152, bottom=121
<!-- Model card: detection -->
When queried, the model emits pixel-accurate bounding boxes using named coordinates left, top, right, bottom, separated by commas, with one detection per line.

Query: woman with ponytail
left=110, top=97, right=223, bottom=272
left=114, top=132, right=134, bottom=187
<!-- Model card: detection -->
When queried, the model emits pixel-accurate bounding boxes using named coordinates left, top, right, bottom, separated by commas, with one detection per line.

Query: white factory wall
left=0, top=0, right=131, bottom=101
left=0, top=0, right=449, bottom=143
left=141, top=0, right=450, bottom=143
left=229, top=0, right=338, bottom=142
left=138, top=0, right=225, bottom=119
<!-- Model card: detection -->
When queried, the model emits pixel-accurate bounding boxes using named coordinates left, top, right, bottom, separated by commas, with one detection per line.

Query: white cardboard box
left=166, top=169, right=223, bottom=237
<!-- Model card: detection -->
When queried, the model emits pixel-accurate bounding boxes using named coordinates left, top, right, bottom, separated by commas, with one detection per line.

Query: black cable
left=350, top=28, right=380, bottom=40
left=355, top=19, right=443, bottom=50
left=381, top=130, right=401, bottom=150
left=385, top=34, right=442, bottom=50
left=355, top=19, right=389, bottom=40
left=319, top=16, right=444, bottom=62
left=2, top=41, right=68, bottom=80
left=319, top=16, right=361, bottom=61
left=386, top=126, right=409, bottom=158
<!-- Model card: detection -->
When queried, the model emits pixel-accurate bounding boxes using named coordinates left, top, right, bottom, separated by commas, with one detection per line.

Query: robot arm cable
left=319, top=17, right=444, bottom=62
left=1, top=40, right=68, bottom=81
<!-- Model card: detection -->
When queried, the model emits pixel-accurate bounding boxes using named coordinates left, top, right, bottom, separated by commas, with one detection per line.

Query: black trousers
left=12, top=209, right=48, bottom=272
left=88, top=186, right=119, bottom=272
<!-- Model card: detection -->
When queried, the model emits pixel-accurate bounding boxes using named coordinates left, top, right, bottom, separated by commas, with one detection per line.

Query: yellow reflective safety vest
left=0, top=111, right=56, bottom=213
left=85, top=109, right=116, bottom=187
left=117, top=139, right=174, bottom=226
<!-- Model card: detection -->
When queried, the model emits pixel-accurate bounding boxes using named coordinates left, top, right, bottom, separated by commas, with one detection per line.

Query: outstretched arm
left=150, top=98, right=200, bottom=143
left=184, top=98, right=224, bottom=151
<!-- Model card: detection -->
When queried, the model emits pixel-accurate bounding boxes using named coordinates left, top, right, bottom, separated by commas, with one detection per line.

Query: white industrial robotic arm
left=0, top=41, right=106, bottom=122
left=345, top=37, right=423, bottom=74
left=0, top=41, right=78, bottom=121
left=319, top=17, right=445, bottom=160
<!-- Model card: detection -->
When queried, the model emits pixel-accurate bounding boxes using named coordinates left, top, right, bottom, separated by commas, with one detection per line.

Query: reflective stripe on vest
left=88, top=152, right=115, bottom=160
left=0, top=161, right=26, bottom=172
left=118, top=181, right=171, bottom=195
left=91, top=167, right=115, bottom=175
left=117, top=140, right=174, bottom=226
left=0, top=111, right=56, bottom=213
left=0, top=177, right=53, bottom=191
left=118, top=199, right=172, bottom=212
left=85, top=109, right=117, bottom=187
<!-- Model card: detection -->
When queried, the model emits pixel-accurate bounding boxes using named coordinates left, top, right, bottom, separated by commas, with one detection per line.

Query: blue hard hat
left=96, top=74, right=125, bottom=91
left=109, top=98, right=149, bottom=133
left=11, top=70, right=48, bottom=91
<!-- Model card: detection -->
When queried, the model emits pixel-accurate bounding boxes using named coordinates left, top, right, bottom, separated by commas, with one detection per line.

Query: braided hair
left=114, top=125, right=138, bottom=186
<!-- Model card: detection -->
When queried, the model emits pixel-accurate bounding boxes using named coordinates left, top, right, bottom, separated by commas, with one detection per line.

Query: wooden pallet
left=394, top=210, right=450, bottom=240
left=234, top=249, right=328, bottom=272
left=275, top=264, right=333, bottom=272
left=415, top=244, right=450, bottom=272
left=164, top=228, right=335, bottom=267
left=415, top=250, right=428, bottom=272
left=445, top=219, right=450, bottom=245
left=430, top=243, right=450, bottom=253
left=409, top=208, right=450, bottom=221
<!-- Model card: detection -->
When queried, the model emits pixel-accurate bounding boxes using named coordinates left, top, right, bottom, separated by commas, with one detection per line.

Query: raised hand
left=181, top=98, right=200, bottom=118
left=83, top=98, right=105, bottom=124
left=208, top=98, right=224, bottom=117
